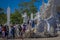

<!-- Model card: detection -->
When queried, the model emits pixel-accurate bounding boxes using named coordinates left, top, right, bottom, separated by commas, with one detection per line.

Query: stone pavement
left=0, top=36, right=60, bottom=40
left=0, top=31, right=60, bottom=40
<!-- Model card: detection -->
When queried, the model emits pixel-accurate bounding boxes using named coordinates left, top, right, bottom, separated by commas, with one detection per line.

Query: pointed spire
left=31, top=13, right=33, bottom=20
left=7, top=6, right=10, bottom=26
left=42, top=0, right=44, bottom=4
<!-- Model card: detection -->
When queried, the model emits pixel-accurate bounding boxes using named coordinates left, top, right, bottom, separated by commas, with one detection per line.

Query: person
left=0, top=24, right=2, bottom=37
left=2, top=25, right=6, bottom=38
left=5, top=25, right=9, bottom=38
left=10, top=25, right=15, bottom=38
left=31, top=20, right=35, bottom=28
left=23, top=24, right=26, bottom=33
left=19, top=25, right=22, bottom=37
left=20, top=24, right=26, bottom=40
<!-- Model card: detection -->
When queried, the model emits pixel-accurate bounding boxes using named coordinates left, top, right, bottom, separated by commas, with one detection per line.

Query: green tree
left=18, top=0, right=40, bottom=18
left=0, top=8, right=6, bottom=24
left=11, top=9, right=23, bottom=24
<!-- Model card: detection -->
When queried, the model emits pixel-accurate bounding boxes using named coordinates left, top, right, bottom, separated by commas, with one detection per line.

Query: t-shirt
left=2, top=27, right=6, bottom=31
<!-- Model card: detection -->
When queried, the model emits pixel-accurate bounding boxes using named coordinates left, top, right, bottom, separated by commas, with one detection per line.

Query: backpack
left=19, top=26, right=22, bottom=31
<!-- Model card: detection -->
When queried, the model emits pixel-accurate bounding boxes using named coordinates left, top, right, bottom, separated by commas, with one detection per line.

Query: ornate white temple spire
left=22, top=12, right=27, bottom=23
left=7, top=6, right=10, bottom=26
left=31, top=13, right=33, bottom=20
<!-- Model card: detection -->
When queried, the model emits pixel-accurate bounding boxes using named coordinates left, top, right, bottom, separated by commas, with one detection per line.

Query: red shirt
left=2, top=27, right=6, bottom=31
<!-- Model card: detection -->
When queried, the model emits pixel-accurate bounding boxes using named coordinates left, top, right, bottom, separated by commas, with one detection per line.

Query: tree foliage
left=0, top=0, right=41, bottom=24
left=11, top=9, right=23, bottom=24
left=18, top=0, right=40, bottom=18
left=0, top=8, right=7, bottom=24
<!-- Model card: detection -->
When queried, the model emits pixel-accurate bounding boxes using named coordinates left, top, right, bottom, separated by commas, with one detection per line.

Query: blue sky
left=0, top=0, right=48, bottom=13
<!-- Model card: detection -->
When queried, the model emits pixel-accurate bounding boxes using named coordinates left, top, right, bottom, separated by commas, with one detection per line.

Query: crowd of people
left=0, top=20, right=36, bottom=39
left=0, top=24, right=27, bottom=38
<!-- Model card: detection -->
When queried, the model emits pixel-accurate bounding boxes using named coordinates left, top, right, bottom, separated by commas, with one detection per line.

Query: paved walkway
left=0, top=36, right=60, bottom=40
left=0, top=31, right=60, bottom=40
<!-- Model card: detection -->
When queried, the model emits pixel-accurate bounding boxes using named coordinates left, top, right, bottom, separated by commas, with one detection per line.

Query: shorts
left=2, top=31, right=5, bottom=37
